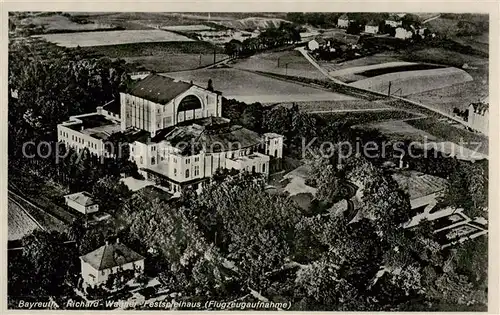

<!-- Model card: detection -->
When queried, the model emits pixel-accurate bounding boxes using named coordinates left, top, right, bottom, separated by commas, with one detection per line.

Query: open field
left=357, top=120, right=438, bottom=142
left=406, top=117, right=488, bottom=155
left=232, top=50, right=327, bottom=80
left=34, top=29, right=194, bottom=48
left=8, top=199, right=41, bottom=241
left=350, top=67, right=473, bottom=96
left=15, top=13, right=116, bottom=33
left=316, top=109, right=418, bottom=126
left=162, top=24, right=215, bottom=32
left=277, top=99, right=394, bottom=113
left=122, top=54, right=228, bottom=72
left=163, top=68, right=357, bottom=104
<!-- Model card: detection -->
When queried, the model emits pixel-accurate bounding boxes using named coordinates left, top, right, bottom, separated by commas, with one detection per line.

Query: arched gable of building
left=176, top=93, right=204, bottom=123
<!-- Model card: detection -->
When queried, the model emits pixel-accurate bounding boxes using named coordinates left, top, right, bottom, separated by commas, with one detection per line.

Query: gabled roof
left=392, top=171, right=447, bottom=200
left=127, top=74, right=193, bottom=105
left=366, top=20, right=378, bottom=26
left=80, top=242, right=144, bottom=271
left=65, top=191, right=96, bottom=207
left=338, top=13, right=349, bottom=20
left=386, top=14, right=401, bottom=21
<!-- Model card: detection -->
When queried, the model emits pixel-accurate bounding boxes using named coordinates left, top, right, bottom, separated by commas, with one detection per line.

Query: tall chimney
left=116, top=238, right=120, bottom=244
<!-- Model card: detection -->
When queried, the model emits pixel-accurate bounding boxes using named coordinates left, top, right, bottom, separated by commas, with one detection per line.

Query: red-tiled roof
left=80, top=242, right=144, bottom=271
left=128, top=74, right=193, bottom=105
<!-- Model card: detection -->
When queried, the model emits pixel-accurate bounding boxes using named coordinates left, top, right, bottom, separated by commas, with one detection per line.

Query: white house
left=395, top=27, right=413, bottom=39
left=80, top=239, right=144, bottom=288
left=64, top=191, right=99, bottom=215
left=364, top=20, right=379, bottom=34
left=308, top=39, right=320, bottom=51
left=337, top=14, right=350, bottom=28
left=468, top=99, right=489, bottom=136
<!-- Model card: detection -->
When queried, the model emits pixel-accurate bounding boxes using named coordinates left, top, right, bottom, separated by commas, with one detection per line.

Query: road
left=295, top=46, right=473, bottom=128
left=307, top=107, right=395, bottom=114
left=422, top=14, right=441, bottom=24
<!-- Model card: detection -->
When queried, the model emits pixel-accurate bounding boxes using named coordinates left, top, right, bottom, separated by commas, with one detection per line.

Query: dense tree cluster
left=224, top=22, right=302, bottom=58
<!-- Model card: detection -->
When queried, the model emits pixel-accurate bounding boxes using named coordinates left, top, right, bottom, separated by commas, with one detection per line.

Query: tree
left=9, top=230, right=79, bottom=299
left=91, top=175, right=132, bottom=214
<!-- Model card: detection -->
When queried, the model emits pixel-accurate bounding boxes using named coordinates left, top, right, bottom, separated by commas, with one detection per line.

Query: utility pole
left=285, top=63, right=288, bottom=76
left=388, top=81, right=392, bottom=96
left=199, top=53, right=202, bottom=67
left=277, top=57, right=280, bottom=68
left=213, top=46, right=216, bottom=65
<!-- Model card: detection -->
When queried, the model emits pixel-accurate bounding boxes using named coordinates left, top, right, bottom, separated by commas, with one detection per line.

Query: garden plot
left=349, top=67, right=473, bottom=96
left=163, top=68, right=356, bottom=104
left=18, top=14, right=116, bottom=32
left=34, top=29, right=194, bottom=48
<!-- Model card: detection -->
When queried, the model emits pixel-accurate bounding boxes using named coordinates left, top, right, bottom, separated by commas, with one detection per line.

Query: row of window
left=59, top=130, right=99, bottom=150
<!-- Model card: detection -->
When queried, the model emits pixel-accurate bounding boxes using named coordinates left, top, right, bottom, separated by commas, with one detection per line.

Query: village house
left=80, top=239, right=145, bottom=288
left=468, top=98, right=489, bottom=136
left=337, top=13, right=350, bottom=28
left=364, top=20, right=379, bottom=34
left=307, top=38, right=326, bottom=51
left=64, top=191, right=99, bottom=215
left=395, top=26, right=413, bottom=39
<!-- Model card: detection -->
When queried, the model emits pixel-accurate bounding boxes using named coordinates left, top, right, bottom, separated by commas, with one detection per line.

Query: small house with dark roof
left=80, top=239, right=144, bottom=287
left=64, top=191, right=99, bottom=215
left=120, top=74, right=222, bottom=137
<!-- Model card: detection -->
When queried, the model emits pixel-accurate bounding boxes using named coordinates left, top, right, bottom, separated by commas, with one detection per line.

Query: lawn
left=232, top=50, right=327, bottom=80
left=358, top=119, right=438, bottom=142
left=163, top=68, right=356, bottom=104
left=34, top=30, right=194, bottom=48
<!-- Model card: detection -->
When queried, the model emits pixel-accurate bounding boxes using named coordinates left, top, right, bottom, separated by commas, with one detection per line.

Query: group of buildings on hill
left=336, top=13, right=430, bottom=39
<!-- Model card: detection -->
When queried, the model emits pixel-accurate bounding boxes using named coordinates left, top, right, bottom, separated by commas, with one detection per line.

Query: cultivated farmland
left=232, top=50, right=327, bottom=80
left=349, top=67, right=473, bottom=96
left=34, top=29, right=194, bottom=48
left=163, top=68, right=357, bottom=104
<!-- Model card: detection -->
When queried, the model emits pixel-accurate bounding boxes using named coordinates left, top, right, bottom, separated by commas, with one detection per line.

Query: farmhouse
left=468, top=99, right=489, bottom=136
left=395, top=27, right=413, bottom=39
left=80, top=239, right=144, bottom=288
left=64, top=191, right=99, bottom=215
left=364, top=20, right=379, bottom=34
left=337, top=14, right=350, bottom=28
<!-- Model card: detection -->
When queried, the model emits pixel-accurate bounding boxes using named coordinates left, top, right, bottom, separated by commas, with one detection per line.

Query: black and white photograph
left=6, top=6, right=493, bottom=312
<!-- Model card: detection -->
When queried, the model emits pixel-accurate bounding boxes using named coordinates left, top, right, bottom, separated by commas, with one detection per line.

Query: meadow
left=34, top=29, right=194, bottom=48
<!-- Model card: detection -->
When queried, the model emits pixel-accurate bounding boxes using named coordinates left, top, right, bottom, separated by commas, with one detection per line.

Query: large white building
left=57, top=73, right=284, bottom=193
left=468, top=99, right=489, bottom=136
